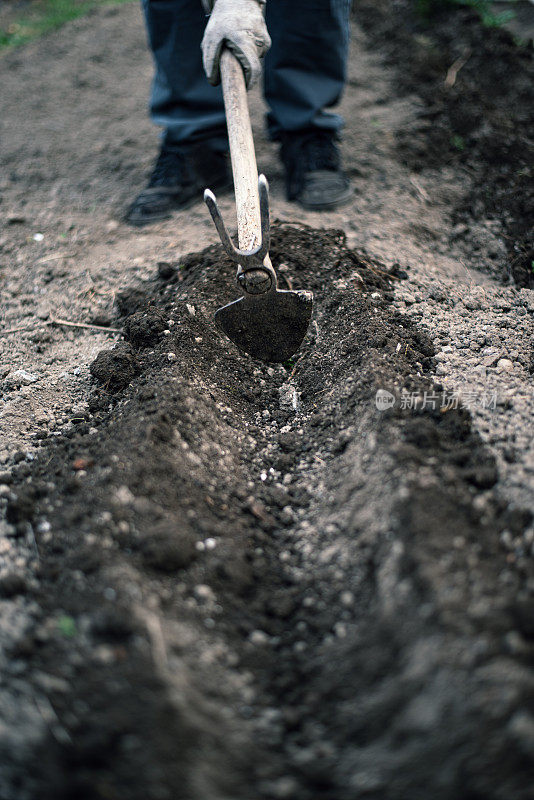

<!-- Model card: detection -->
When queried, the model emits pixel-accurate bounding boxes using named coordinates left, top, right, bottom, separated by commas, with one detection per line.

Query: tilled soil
left=358, top=0, right=534, bottom=288
left=1, top=3, right=534, bottom=799
left=6, top=225, right=534, bottom=799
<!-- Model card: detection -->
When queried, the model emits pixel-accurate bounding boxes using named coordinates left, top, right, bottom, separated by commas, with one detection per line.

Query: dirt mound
left=355, top=0, right=534, bottom=288
left=3, top=225, right=532, bottom=799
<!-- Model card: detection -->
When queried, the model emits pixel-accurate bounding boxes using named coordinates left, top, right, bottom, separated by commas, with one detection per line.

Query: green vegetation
left=415, top=0, right=516, bottom=27
left=450, top=134, right=466, bottom=151
left=57, top=614, right=77, bottom=638
left=0, top=0, right=134, bottom=49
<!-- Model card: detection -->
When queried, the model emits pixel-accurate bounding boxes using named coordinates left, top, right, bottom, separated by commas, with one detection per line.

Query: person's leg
left=263, top=0, right=353, bottom=210
left=142, top=0, right=227, bottom=148
left=264, top=0, right=351, bottom=139
left=128, top=0, right=231, bottom=225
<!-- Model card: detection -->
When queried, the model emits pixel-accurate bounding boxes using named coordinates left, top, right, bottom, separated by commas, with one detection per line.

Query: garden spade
left=204, top=49, right=313, bottom=363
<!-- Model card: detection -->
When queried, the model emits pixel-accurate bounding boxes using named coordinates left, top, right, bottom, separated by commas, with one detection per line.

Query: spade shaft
left=220, top=49, right=260, bottom=254
left=219, top=49, right=274, bottom=285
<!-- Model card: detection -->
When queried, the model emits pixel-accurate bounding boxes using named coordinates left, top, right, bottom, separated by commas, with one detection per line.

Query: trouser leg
left=263, top=0, right=352, bottom=139
left=141, top=0, right=227, bottom=149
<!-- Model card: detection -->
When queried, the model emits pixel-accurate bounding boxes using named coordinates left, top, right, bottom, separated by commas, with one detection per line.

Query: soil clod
left=123, top=308, right=167, bottom=348
left=90, top=343, right=139, bottom=392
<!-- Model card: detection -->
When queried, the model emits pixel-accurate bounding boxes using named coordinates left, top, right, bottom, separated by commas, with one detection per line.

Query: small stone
left=249, top=629, right=269, bottom=645
left=194, top=584, right=215, bottom=602
left=9, top=369, right=39, bottom=386
left=340, top=591, right=354, bottom=606
left=93, top=645, right=116, bottom=665
left=72, top=457, right=94, bottom=471
left=34, top=672, right=70, bottom=693
left=334, top=622, right=347, bottom=638
left=280, top=506, right=296, bottom=525
left=464, top=298, right=481, bottom=311
left=279, top=383, right=299, bottom=412
left=113, top=485, right=135, bottom=505
left=482, top=352, right=501, bottom=368
left=167, top=352, right=177, bottom=362
left=71, top=404, right=88, bottom=421
left=497, top=358, right=514, bottom=372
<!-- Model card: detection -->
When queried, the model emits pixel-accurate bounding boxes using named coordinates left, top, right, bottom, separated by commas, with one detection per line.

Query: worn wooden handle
left=220, top=49, right=261, bottom=253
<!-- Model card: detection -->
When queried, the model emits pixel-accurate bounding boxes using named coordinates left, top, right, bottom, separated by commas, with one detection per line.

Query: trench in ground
left=3, top=225, right=533, bottom=800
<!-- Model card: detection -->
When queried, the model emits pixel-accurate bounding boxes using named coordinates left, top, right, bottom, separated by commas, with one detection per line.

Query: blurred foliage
left=0, top=0, right=134, bottom=48
left=415, top=0, right=516, bottom=27
left=57, top=614, right=77, bottom=638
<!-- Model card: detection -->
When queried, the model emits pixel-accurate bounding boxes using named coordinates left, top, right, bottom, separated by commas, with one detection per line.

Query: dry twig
left=445, top=50, right=471, bottom=88
left=0, top=318, right=121, bottom=336
left=37, top=252, right=76, bottom=264
left=49, top=317, right=121, bottom=333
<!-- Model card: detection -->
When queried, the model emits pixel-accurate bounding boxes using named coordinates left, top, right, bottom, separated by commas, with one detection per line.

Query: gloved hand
left=201, top=0, right=271, bottom=89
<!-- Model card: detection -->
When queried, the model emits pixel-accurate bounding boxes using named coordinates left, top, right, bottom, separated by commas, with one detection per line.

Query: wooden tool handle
left=220, top=49, right=261, bottom=253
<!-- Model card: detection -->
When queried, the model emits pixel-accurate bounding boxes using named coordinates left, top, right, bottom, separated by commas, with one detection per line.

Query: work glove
left=201, top=0, right=271, bottom=89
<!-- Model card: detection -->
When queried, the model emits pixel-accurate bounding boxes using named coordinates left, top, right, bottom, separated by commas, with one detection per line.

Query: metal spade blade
left=215, top=288, right=313, bottom=363
left=205, top=174, right=313, bottom=364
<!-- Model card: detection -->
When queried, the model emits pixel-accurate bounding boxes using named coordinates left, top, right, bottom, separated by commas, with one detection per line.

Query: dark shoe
left=126, top=141, right=231, bottom=226
left=280, top=130, right=353, bottom=211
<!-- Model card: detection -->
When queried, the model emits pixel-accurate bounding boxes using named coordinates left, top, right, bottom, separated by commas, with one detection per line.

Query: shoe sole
left=126, top=177, right=233, bottom=228
left=296, top=186, right=354, bottom=212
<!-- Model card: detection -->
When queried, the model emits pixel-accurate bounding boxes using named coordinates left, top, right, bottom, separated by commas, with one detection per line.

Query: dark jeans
left=141, top=0, right=352, bottom=147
